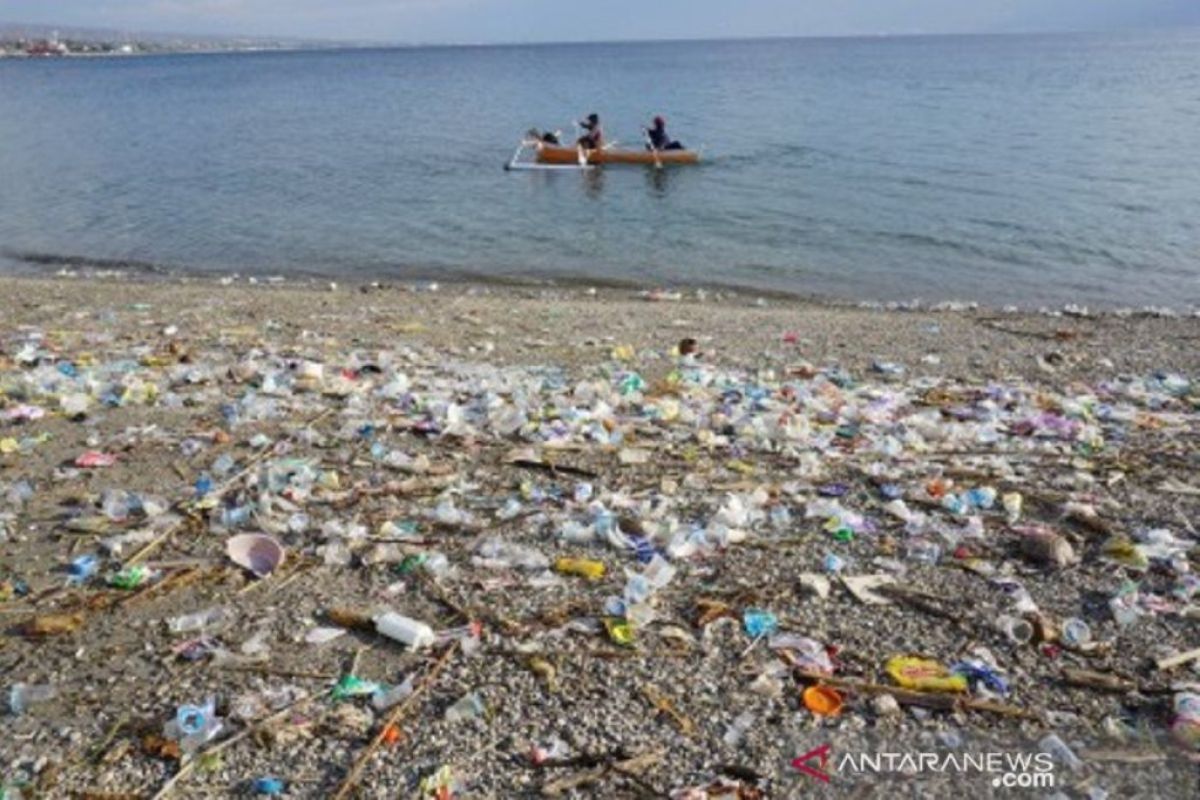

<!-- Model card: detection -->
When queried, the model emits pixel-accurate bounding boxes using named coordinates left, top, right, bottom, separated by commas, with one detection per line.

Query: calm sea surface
left=1, top=32, right=1198, bottom=307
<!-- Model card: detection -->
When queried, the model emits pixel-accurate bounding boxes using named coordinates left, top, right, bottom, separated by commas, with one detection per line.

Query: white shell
left=226, top=533, right=285, bottom=578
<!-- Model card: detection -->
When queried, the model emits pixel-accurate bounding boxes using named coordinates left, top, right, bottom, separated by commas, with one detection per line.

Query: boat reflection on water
left=645, top=166, right=672, bottom=195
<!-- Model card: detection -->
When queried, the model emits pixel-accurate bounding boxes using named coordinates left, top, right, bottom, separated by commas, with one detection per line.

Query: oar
left=644, top=129, right=663, bottom=170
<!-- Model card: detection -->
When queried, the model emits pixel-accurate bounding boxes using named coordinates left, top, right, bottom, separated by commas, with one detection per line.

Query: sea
left=1, top=31, right=1198, bottom=308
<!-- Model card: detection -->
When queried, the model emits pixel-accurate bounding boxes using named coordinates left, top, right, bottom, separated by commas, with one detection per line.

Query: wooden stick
left=213, top=664, right=339, bottom=681
left=1155, top=646, right=1200, bottom=672
left=541, top=749, right=663, bottom=797
left=149, top=693, right=310, bottom=800
left=1061, top=667, right=1138, bottom=693
left=332, top=643, right=458, bottom=800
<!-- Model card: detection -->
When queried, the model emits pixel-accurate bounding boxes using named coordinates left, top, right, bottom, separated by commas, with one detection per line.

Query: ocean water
left=1, top=31, right=1198, bottom=308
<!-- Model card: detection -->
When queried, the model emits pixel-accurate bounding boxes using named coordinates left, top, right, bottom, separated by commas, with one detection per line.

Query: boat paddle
left=643, top=129, right=663, bottom=170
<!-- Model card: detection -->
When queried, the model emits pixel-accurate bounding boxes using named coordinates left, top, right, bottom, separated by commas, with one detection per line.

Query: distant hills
left=0, top=21, right=380, bottom=56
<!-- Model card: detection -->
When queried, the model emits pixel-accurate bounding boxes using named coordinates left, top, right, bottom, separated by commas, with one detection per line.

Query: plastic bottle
left=1038, top=734, right=1083, bottom=771
left=9, top=683, right=57, bottom=715
left=372, top=676, right=415, bottom=711
left=374, top=612, right=435, bottom=650
left=168, top=607, right=227, bottom=634
left=444, top=691, right=486, bottom=722
left=644, top=555, right=676, bottom=589
left=623, top=574, right=651, bottom=605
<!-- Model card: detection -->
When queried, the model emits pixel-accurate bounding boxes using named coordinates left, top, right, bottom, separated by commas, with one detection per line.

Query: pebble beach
left=2, top=273, right=1200, bottom=799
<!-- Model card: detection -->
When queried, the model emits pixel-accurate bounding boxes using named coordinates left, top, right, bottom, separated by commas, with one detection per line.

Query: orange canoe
left=536, top=144, right=700, bottom=166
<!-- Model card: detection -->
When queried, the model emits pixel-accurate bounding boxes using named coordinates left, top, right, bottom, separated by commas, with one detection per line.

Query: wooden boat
left=535, top=143, right=700, bottom=166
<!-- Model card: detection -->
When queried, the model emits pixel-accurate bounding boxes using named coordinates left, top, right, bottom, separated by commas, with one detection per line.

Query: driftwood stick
left=1155, top=646, right=1200, bottom=672
left=1061, top=667, right=1138, bottom=693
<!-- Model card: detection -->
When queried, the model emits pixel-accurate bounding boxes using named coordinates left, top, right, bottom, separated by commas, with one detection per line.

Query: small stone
left=872, top=694, right=901, bottom=717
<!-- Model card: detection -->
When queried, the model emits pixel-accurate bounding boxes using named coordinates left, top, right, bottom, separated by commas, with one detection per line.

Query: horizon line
left=2, top=20, right=1197, bottom=50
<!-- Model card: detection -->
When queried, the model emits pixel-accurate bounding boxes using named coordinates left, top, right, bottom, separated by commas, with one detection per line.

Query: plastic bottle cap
left=803, top=685, right=844, bottom=716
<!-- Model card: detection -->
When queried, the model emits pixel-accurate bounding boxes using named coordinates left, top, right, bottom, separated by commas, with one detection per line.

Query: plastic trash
left=996, top=614, right=1034, bottom=645
left=374, top=612, right=436, bottom=650
left=722, top=711, right=755, bottom=747
left=1038, top=734, right=1083, bottom=771
left=372, top=676, right=415, bottom=711
left=802, top=685, right=844, bottom=716
left=742, top=608, right=779, bottom=638
left=252, top=777, right=285, bottom=796
left=445, top=691, right=486, bottom=723
left=66, top=554, right=99, bottom=585
left=9, top=683, right=57, bottom=715
left=168, top=607, right=228, bottom=634
left=554, top=557, right=605, bottom=580
left=1061, top=618, right=1092, bottom=647
left=108, top=565, right=153, bottom=590
left=886, top=656, right=968, bottom=693
left=74, top=451, right=118, bottom=468
left=1169, top=692, right=1200, bottom=751
left=164, top=698, right=223, bottom=752
left=332, top=675, right=381, bottom=700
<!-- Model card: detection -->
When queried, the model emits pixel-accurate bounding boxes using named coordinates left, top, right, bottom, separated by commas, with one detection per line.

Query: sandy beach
left=2, top=273, right=1199, bottom=798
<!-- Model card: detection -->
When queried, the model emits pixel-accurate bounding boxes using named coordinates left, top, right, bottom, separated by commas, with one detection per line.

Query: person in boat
left=645, top=115, right=684, bottom=151
left=526, top=127, right=560, bottom=145
left=576, top=113, right=603, bottom=150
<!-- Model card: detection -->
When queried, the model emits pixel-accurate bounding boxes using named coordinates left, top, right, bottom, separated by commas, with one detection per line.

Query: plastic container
left=996, top=614, right=1034, bottom=645
left=374, top=612, right=435, bottom=650
left=1061, top=618, right=1092, bottom=647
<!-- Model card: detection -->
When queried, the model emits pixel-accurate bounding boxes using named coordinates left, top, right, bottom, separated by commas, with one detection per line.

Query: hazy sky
left=4, top=0, right=1200, bottom=43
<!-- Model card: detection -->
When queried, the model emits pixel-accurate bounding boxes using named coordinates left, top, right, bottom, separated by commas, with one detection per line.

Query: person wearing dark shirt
left=646, top=115, right=684, bottom=151
left=577, top=113, right=603, bottom=149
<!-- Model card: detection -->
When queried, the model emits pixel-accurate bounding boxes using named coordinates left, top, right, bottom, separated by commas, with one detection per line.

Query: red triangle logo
left=791, top=743, right=832, bottom=783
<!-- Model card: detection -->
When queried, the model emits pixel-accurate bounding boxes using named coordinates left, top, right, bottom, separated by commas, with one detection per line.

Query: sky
left=3, top=0, right=1200, bottom=43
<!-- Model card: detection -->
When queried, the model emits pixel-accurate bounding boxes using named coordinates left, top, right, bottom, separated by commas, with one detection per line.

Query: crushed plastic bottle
left=168, top=607, right=228, bottom=634
left=9, top=683, right=57, bottom=715
left=164, top=698, right=223, bottom=752
left=444, top=691, right=486, bottom=723
left=372, top=676, right=415, bottom=711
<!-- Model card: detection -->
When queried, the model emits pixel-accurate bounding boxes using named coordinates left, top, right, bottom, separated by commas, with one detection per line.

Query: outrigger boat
left=505, top=134, right=701, bottom=171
